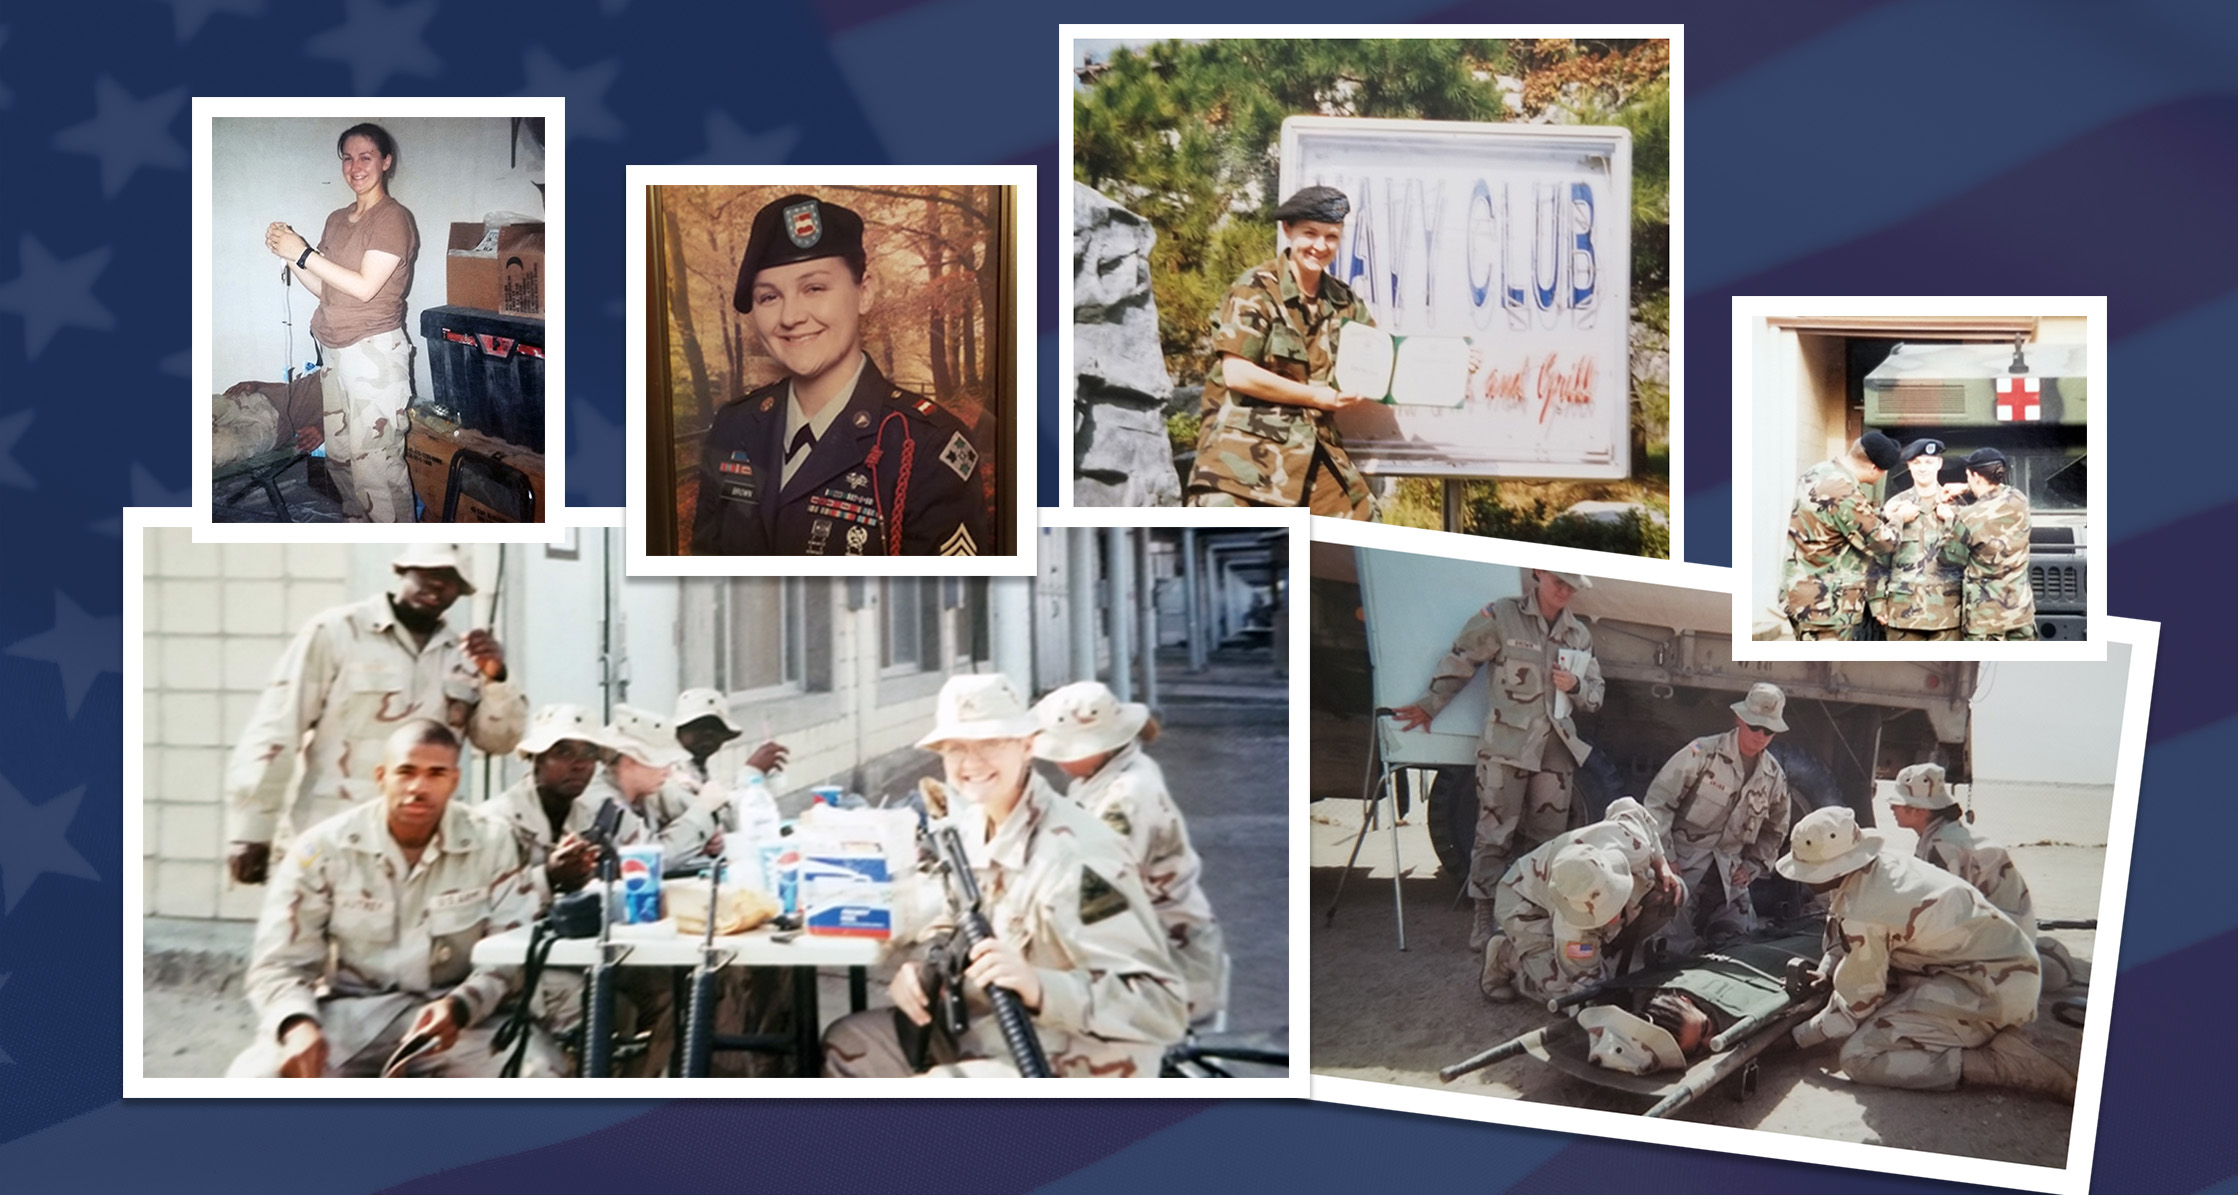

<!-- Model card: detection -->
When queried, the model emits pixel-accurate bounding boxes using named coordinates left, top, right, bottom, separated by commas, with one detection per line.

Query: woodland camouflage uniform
left=1780, top=458, right=1897, bottom=640
left=1185, top=251, right=1373, bottom=518
left=1944, top=484, right=2038, bottom=640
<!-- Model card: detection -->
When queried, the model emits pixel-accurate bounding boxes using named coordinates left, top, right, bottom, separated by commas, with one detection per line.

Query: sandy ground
left=1311, top=777, right=2104, bottom=1167
left=145, top=652, right=1292, bottom=1080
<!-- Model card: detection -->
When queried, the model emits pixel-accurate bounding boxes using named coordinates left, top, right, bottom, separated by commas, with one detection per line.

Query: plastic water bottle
left=729, top=773, right=781, bottom=870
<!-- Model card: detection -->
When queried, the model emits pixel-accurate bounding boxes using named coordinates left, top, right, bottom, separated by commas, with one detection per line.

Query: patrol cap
left=1578, top=1004, right=1686, bottom=1075
left=605, top=704, right=689, bottom=768
left=1775, top=806, right=1885, bottom=884
left=518, top=704, right=613, bottom=758
left=916, top=674, right=1039, bottom=749
left=390, top=544, right=476, bottom=594
left=1860, top=431, right=1902, bottom=472
left=1965, top=446, right=2008, bottom=471
left=1272, top=185, right=1351, bottom=225
left=1547, top=843, right=1635, bottom=935
left=1032, top=680, right=1149, bottom=764
left=1890, top=762, right=1956, bottom=810
left=1729, top=682, right=1789, bottom=733
left=673, top=688, right=743, bottom=738
left=1900, top=437, right=1946, bottom=462
left=732, top=193, right=866, bottom=312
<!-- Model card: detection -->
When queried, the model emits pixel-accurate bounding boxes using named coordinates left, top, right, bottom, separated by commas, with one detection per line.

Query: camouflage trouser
left=821, top=1008, right=1018, bottom=1078
left=225, top=995, right=564, bottom=1078
left=1836, top=975, right=2002, bottom=1091
left=320, top=328, right=417, bottom=523
left=1482, top=899, right=1609, bottom=1003
left=1965, top=625, right=2038, bottom=642
left=212, top=387, right=280, bottom=469
left=1792, top=614, right=1861, bottom=641
left=1185, top=446, right=1370, bottom=520
left=1469, top=758, right=1573, bottom=900
left=1664, top=855, right=1758, bottom=955
left=1886, top=626, right=1961, bottom=641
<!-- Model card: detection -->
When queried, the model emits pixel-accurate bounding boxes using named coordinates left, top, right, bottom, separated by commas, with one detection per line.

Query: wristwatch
left=297, top=245, right=316, bottom=269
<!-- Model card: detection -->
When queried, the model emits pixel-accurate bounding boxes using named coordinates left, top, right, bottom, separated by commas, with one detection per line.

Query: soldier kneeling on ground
left=1480, top=797, right=1684, bottom=1005
left=1775, top=807, right=2074, bottom=1099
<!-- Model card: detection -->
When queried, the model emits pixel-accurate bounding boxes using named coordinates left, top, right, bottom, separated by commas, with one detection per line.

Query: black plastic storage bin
left=418, top=305, right=545, bottom=450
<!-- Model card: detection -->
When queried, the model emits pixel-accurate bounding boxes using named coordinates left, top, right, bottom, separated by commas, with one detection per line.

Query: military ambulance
left=1861, top=339, right=2087, bottom=641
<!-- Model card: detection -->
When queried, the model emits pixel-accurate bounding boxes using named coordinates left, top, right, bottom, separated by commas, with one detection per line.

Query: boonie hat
left=673, top=688, right=743, bottom=737
left=390, top=544, right=477, bottom=594
left=1730, top=682, right=1789, bottom=733
left=605, top=704, right=688, bottom=768
left=518, top=703, right=612, bottom=757
left=1578, top=1004, right=1686, bottom=1075
left=1890, top=762, right=1956, bottom=810
left=1032, top=681, right=1149, bottom=764
left=916, top=674, right=1039, bottom=750
left=1775, top=806, right=1885, bottom=884
left=1547, top=843, right=1635, bottom=935
left=1533, top=568, right=1594, bottom=591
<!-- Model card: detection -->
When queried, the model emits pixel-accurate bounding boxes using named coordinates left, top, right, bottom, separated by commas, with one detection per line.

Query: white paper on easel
left=1389, top=336, right=1471, bottom=407
left=1333, top=321, right=1396, bottom=400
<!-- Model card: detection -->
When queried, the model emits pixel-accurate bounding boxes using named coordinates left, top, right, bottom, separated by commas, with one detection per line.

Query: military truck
left=1307, top=564, right=1977, bottom=882
left=1861, top=338, right=2088, bottom=641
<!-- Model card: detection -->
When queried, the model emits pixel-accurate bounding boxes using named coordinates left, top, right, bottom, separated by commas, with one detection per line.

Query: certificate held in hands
left=1333, top=323, right=1472, bottom=407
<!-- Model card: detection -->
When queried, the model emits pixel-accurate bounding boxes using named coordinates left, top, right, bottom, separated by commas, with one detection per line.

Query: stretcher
left=1441, top=922, right=1830, bottom=1117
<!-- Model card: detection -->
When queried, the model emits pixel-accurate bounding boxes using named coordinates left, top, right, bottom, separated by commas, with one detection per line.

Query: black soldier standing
left=691, top=193, right=989, bottom=557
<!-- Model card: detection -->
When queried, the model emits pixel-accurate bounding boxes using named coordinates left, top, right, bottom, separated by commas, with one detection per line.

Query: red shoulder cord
left=863, top=412, right=916, bottom=555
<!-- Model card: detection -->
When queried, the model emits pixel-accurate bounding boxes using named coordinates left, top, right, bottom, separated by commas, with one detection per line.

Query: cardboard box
left=403, top=410, right=545, bottom=522
left=445, top=219, right=544, bottom=316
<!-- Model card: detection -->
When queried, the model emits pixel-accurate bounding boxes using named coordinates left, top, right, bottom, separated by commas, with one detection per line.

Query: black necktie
left=787, top=425, right=816, bottom=462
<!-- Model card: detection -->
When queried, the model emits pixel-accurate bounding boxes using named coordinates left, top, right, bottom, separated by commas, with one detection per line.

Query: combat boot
left=1960, top=1029, right=2076, bottom=1102
left=1469, top=898, right=1497, bottom=952
left=1479, top=935, right=1517, bottom=1002
left=2037, top=938, right=2089, bottom=992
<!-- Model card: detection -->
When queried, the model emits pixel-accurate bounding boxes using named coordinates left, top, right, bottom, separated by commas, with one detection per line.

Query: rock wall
left=1072, top=183, right=1182, bottom=506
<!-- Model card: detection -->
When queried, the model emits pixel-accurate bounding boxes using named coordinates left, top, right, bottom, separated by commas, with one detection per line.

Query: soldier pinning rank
left=690, top=193, right=990, bottom=558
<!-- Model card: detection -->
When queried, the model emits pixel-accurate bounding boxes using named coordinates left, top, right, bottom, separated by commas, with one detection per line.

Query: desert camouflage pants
left=821, top=1008, right=1020, bottom=1078
left=1663, top=857, right=1758, bottom=954
left=1885, top=626, right=1961, bottom=641
left=1186, top=445, right=1370, bottom=520
left=1469, top=749, right=1574, bottom=900
left=1836, top=974, right=2004, bottom=1091
left=320, top=328, right=417, bottom=522
left=225, top=995, right=564, bottom=1078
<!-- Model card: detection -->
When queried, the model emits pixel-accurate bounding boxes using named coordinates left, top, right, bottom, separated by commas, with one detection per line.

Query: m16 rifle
left=903, top=820, right=1054, bottom=1078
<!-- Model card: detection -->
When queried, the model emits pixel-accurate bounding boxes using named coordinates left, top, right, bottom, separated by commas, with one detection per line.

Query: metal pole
left=1137, top=530, right=1159, bottom=709
left=990, top=576, right=1033, bottom=696
left=1182, top=528, right=1205, bottom=673
left=1066, top=528, right=1096, bottom=686
left=1104, top=528, right=1134, bottom=701
left=1443, top=479, right=1466, bottom=534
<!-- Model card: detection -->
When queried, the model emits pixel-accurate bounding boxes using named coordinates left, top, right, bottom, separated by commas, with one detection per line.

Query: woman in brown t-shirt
left=265, top=123, right=421, bottom=522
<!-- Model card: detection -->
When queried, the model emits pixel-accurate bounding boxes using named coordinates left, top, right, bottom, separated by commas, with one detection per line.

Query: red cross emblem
left=1995, top=376, right=2040, bottom=422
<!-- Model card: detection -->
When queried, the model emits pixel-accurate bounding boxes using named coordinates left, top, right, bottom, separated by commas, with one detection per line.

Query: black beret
left=732, top=194, right=865, bottom=313
left=1965, top=447, right=2007, bottom=471
left=1860, top=430, right=1901, bottom=471
left=1273, top=185, right=1351, bottom=225
left=1900, top=437, right=1946, bottom=462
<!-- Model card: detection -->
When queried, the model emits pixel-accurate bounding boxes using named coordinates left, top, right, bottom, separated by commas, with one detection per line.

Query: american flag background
left=0, top=1, right=2230, bottom=1190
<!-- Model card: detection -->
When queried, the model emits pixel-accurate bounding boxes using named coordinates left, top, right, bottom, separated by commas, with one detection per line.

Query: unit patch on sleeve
left=941, top=431, right=978, bottom=480
left=1079, top=866, right=1130, bottom=925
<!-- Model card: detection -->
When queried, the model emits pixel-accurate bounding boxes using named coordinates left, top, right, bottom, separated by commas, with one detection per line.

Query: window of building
left=725, top=577, right=832, bottom=695
left=881, top=578, right=945, bottom=672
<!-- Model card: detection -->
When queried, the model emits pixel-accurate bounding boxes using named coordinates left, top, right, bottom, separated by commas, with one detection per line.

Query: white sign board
left=1282, top=116, right=1632, bottom=479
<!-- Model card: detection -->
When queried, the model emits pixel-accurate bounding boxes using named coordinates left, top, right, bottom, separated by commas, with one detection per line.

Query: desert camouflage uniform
left=1780, top=458, right=1897, bottom=640
left=1944, top=484, right=2038, bottom=640
left=1184, top=251, right=1373, bottom=518
left=321, top=328, right=418, bottom=523
left=1481, top=798, right=1680, bottom=1002
left=1797, top=851, right=2040, bottom=1091
left=1916, top=817, right=2036, bottom=937
left=1412, top=590, right=1604, bottom=898
left=824, top=773, right=1186, bottom=1077
left=1643, top=730, right=1791, bottom=952
left=1871, top=488, right=1963, bottom=640
left=228, top=799, right=559, bottom=1077
left=1065, top=741, right=1228, bottom=1026
left=579, top=768, right=723, bottom=864
left=224, top=594, right=529, bottom=849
